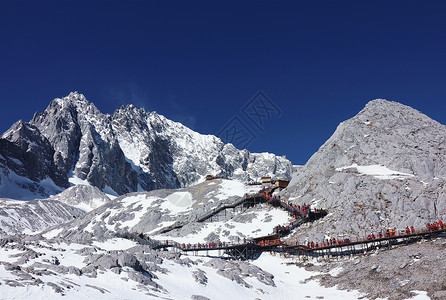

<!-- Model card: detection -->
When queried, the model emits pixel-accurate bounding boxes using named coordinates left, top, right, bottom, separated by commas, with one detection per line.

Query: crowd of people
left=274, top=224, right=291, bottom=236
left=426, top=220, right=444, bottom=231
left=305, top=238, right=351, bottom=249
left=130, top=185, right=446, bottom=256
left=247, top=189, right=314, bottom=219
left=300, top=221, right=446, bottom=250
left=162, top=239, right=258, bottom=250
left=258, top=239, right=281, bottom=246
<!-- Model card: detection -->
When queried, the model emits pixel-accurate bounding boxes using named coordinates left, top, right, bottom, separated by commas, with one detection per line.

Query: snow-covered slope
left=0, top=199, right=84, bottom=237
left=0, top=179, right=368, bottom=299
left=282, top=99, right=446, bottom=242
left=49, top=185, right=111, bottom=212
left=0, top=179, right=358, bottom=299
left=0, top=92, right=292, bottom=199
left=0, top=236, right=368, bottom=300
left=48, top=179, right=288, bottom=244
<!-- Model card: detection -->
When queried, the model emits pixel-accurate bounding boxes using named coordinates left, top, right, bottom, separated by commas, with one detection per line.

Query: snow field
left=163, top=191, right=193, bottom=214
left=42, top=227, right=65, bottom=239
left=336, top=164, right=415, bottom=180
left=21, top=243, right=87, bottom=269
left=0, top=168, right=62, bottom=200
left=153, top=206, right=291, bottom=243
left=92, top=238, right=138, bottom=251
left=154, top=259, right=266, bottom=300
left=251, top=253, right=365, bottom=300
left=152, top=253, right=372, bottom=300
left=213, top=180, right=260, bottom=200
left=0, top=241, right=162, bottom=300
left=0, top=267, right=162, bottom=300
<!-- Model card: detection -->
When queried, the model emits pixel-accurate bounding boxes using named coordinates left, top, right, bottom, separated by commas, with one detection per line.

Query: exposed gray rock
left=47, top=282, right=63, bottom=294
left=0, top=91, right=292, bottom=199
left=127, top=270, right=154, bottom=286
left=0, top=120, right=62, bottom=197
left=433, top=290, right=446, bottom=300
left=283, top=99, right=446, bottom=241
left=3, top=262, right=20, bottom=271
left=191, top=295, right=211, bottom=300
left=68, top=266, right=82, bottom=276
left=49, top=185, right=111, bottom=211
left=85, top=284, right=110, bottom=294
left=204, top=258, right=275, bottom=288
left=81, top=265, right=97, bottom=278
left=192, top=269, right=208, bottom=285
left=0, top=198, right=84, bottom=237
left=94, top=254, right=118, bottom=270
left=117, top=252, right=141, bottom=271
left=305, top=237, right=446, bottom=300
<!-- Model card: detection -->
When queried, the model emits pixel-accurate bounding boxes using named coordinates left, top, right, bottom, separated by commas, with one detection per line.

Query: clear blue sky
left=1, top=1, right=446, bottom=165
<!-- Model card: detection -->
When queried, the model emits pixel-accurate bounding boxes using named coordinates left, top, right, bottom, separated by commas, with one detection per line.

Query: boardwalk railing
left=118, top=225, right=446, bottom=260
left=156, top=185, right=326, bottom=235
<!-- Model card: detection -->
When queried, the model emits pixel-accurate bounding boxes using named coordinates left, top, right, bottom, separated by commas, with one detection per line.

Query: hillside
left=0, top=98, right=445, bottom=299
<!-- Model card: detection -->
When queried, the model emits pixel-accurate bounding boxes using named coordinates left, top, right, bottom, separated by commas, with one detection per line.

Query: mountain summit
left=283, top=99, right=446, bottom=240
left=0, top=92, right=292, bottom=199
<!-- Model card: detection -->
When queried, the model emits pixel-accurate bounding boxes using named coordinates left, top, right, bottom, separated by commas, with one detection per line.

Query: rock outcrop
left=283, top=99, right=446, bottom=241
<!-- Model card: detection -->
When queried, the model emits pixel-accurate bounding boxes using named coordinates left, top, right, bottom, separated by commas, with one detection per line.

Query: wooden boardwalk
left=157, top=185, right=326, bottom=235
left=120, top=227, right=446, bottom=260
left=119, top=184, right=444, bottom=260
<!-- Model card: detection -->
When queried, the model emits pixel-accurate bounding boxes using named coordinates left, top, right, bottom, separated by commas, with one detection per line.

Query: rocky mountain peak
left=283, top=99, right=446, bottom=241
left=305, top=98, right=446, bottom=176
left=113, top=105, right=149, bottom=131
left=2, top=120, right=36, bottom=141
left=115, top=104, right=147, bottom=116
left=61, top=91, right=92, bottom=108
left=354, top=98, right=434, bottom=126
left=0, top=92, right=292, bottom=199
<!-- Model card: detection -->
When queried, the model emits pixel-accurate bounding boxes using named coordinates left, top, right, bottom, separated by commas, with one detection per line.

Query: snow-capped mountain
left=282, top=99, right=446, bottom=241
left=1, top=98, right=445, bottom=300
left=0, top=92, right=292, bottom=199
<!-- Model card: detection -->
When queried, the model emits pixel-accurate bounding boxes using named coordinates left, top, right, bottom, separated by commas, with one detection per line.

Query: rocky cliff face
left=0, top=92, right=292, bottom=199
left=282, top=99, right=446, bottom=241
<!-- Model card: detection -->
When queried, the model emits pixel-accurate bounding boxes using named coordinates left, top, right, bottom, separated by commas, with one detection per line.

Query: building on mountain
left=206, top=175, right=222, bottom=181
left=274, top=180, right=290, bottom=188
left=261, top=177, right=272, bottom=184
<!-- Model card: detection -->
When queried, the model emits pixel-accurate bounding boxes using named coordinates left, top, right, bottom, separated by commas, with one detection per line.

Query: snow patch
left=165, top=192, right=193, bottom=211
left=92, top=238, right=138, bottom=251
left=336, top=164, right=415, bottom=180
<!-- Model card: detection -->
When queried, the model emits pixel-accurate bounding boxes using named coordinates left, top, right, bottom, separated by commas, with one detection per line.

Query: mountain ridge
left=0, top=92, right=292, bottom=199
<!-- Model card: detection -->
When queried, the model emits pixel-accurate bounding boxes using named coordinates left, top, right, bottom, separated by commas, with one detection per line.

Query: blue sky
left=1, top=1, right=446, bottom=165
